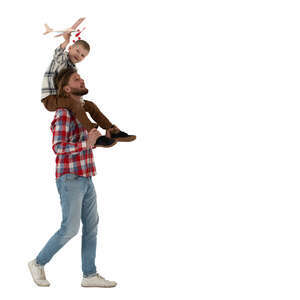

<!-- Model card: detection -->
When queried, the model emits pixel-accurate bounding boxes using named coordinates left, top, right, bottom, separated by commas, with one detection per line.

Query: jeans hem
left=83, top=272, right=97, bottom=278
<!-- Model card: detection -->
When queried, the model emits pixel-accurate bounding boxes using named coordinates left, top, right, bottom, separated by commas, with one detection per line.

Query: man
left=28, top=68, right=117, bottom=288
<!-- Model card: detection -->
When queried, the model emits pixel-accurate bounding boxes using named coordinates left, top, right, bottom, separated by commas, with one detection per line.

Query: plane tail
left=43, top=24, right=53, bottom=35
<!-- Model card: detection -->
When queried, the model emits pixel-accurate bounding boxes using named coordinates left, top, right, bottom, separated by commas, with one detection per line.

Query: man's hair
left=73, top=40, right=90, bottom=52
left=54, top=67, right=77, bottom=97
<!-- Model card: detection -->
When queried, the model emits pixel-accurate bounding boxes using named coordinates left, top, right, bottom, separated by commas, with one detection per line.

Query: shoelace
left=96, top=274, right=105, bottom=280
left=37, top=265, right=46, bottom=280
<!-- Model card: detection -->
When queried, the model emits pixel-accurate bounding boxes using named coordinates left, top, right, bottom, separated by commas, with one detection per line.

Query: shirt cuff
left=57, top=45, right=64, bottom=51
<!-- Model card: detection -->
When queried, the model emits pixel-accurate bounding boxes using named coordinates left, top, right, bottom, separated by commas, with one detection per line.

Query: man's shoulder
left=51, top=109, right=76, bottom=132
left=52, top=109, right=74, bottom=124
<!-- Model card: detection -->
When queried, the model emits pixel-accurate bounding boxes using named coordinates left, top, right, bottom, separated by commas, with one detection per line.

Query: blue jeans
left=36, top=174, right=99, bottom=277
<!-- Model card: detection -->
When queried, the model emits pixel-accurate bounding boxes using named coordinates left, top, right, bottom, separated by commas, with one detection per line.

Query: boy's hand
left=60, top=32, right=71, bottom=50
left=63, top=32, right=71, bottom=42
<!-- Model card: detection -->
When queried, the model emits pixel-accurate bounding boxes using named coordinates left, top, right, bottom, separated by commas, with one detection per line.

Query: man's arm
left=51, top=109, right=87, bottom=155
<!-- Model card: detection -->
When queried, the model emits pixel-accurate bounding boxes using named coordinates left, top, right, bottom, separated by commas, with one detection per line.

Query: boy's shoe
left=95, top=136, right=117, bottom=148
left=109, top=125, right=136, bottom=142
left=28, top=259, right=50, bottom=287
left=81, top=273, right=117, bottom=288
left=110, top=130, right=136, bottom=142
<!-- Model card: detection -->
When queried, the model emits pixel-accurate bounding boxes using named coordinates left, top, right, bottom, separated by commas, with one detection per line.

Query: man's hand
left=106, top=125, right=120, bottom=138
left=105, top=129, right=111, bottom=138
left=86, top=128, right=102, bottom=149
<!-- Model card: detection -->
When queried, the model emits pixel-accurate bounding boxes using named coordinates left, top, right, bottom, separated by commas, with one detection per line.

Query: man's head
left=55, top=68, right=88, bottom=97
left=68, top=40, right=90, bottom=64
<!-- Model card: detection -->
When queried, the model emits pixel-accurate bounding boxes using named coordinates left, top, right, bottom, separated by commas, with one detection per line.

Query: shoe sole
left=28, top=262, right=50, bottom=287
left=81, top=284, right=117, bottom=288
left=95, top=140, right=117, bottom=148
left=114, top=136, right=136, bottom=142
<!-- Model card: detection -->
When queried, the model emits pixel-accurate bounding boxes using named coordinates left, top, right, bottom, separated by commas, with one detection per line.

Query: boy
left=41, top=32, right=136, bottom=147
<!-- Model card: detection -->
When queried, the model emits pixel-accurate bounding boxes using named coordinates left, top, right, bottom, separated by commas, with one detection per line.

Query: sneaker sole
left=28, top=262, right=50, bottom=287
left=81, top=284, right=117, bottom=288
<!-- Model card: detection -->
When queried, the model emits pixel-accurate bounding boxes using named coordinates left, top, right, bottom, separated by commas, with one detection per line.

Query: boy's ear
left=68, top=45, right=72, bottom=51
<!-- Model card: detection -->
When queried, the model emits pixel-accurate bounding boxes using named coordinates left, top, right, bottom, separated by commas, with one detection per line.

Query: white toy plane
left=43, top=17, right=85, bottom=37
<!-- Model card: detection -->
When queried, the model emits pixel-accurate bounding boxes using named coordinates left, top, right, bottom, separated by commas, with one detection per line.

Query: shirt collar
left=67, top=54, right=76, bottom=68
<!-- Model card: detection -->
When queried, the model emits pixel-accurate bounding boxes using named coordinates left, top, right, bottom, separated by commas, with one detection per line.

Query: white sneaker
left=28, top=259, right=50, bottom=287
left=81, top=273, right=117, bottom=288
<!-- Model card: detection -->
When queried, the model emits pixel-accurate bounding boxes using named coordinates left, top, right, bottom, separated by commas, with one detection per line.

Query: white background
left=0, top=0, right=300, bottom=299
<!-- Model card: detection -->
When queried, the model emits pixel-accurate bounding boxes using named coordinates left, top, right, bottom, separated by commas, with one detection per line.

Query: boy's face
left=68, top=44, right=89, bottom=64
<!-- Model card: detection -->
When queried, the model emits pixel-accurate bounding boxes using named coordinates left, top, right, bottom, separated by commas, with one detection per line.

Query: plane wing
left=71, top=17, right=85, bottom=30
left=43, top=18, right=85, bottom=37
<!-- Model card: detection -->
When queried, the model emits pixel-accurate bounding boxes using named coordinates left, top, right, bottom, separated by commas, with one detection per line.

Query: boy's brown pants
left=41, top=95, right=113, bottom=132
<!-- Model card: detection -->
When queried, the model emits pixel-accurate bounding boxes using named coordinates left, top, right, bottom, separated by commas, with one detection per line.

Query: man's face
left=65, top=72, right=89, bottom=96
left=68, top=44, right=89, bottom=64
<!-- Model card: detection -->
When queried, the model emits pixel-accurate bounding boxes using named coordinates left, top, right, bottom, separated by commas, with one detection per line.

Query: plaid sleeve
left=51, top=109, right=87, bottom=155
left=53, top=46, right=68, bottom=65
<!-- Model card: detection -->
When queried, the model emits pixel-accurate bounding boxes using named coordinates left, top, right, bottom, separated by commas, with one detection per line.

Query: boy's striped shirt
left=41, top=46, right=77, bottom=99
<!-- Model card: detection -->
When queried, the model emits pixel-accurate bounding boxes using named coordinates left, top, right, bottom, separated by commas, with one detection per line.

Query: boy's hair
left=54, top=67, right=77, bottom=97
left=73, top=40, right=90, bottom=52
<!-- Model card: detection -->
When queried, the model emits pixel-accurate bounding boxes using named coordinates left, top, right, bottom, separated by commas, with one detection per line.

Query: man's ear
left=64, top=86, right=71, bottom=94
left=68, top=45, right=72, bottom=51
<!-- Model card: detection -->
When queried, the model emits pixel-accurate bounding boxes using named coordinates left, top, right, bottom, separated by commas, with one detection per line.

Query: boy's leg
left=83, top=100, right=113, bottom=130
left=41, top=96, right=98, bottom=131
left=41, top=95, right=59, bottom=111
left=35, top=174, right=86, bottom=266
left=81, top=177, right=99, bottom=277
left=83, top=100, right=136, bottom=142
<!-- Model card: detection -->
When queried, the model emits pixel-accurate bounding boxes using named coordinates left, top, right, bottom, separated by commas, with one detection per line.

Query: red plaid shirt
left=51, top=108, right=97, bottom=179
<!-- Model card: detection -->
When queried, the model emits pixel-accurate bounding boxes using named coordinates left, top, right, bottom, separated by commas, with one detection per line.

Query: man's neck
left=69, top=95, right=82, bottom=103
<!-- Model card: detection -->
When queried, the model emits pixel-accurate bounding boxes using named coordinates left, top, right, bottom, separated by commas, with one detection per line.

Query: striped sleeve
left=51, top=109, right=87, bottom=155
left=53, top=46, right=68, bottom=65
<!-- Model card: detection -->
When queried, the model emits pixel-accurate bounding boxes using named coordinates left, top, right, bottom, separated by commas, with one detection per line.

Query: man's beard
left=70, top=87, right=89, bottom=96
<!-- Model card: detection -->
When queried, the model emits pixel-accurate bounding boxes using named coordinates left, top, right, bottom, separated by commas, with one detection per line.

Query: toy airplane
left=43, top=17, right=85, bottom=37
